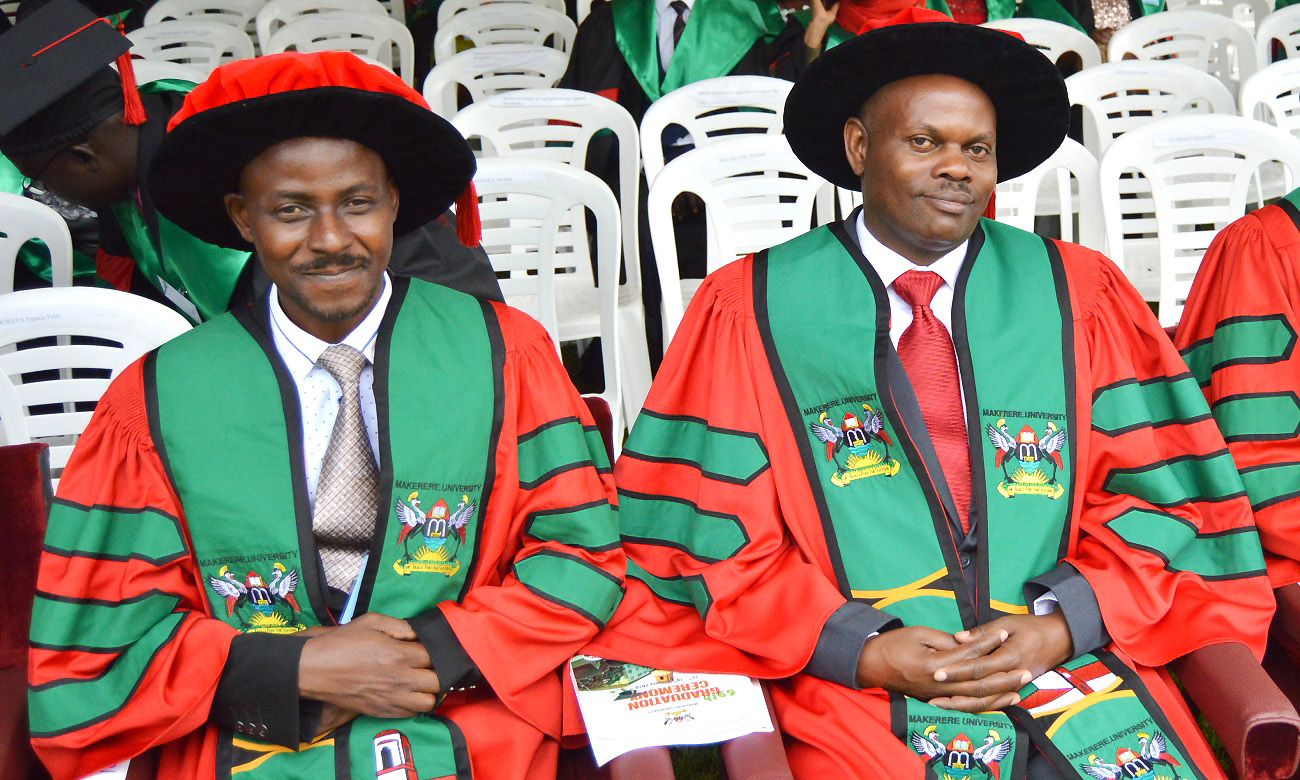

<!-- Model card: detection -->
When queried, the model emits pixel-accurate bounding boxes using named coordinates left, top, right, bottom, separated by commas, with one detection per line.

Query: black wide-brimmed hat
left=784, top=9, right=1069, bottom=189
left=148, top=51, right=478, bottom=250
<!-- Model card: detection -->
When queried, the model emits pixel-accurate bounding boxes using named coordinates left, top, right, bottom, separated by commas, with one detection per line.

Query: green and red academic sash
left=754, top=220, right=1211, bottom=780
left=610, top=0, right=786, bottom=103
left=147, top=278, right=502, bottom=779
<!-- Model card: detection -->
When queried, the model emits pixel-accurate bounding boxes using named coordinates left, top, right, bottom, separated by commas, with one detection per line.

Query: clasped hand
left=855, top=612, right=1072, bottom=713
left=297, top=613, right=440, bottom=736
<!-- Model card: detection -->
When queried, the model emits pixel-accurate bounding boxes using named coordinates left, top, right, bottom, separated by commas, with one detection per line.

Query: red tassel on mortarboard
left=456, top=182, right=481, bottom=247
left=114, top=24, right=146, bottom=126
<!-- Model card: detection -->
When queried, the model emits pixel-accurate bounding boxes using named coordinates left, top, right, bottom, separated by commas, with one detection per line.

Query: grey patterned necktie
left=313, top=344, right=378, bottom=592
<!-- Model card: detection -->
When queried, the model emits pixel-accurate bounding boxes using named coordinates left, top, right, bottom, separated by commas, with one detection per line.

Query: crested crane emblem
left=206, top=562, right=305, bottom=633
left=808, top=403, right=900, bottom=486
left=1079, top=731, right=1182, bottom=780
left=910, top=725, right=1012, bottom=780
left=986, top=418, right=1067, bottom=498
left=392, top=491, right=475, bottom=576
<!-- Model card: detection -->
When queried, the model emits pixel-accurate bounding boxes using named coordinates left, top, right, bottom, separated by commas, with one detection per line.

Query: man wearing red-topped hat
left=27, top=50, right=624, bottom=780
left=583, top=10, right=1272, bottom=780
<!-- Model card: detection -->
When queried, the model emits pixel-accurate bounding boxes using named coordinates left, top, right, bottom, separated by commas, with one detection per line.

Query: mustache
left=934, top=182, right=973, bottom=197
left=297, top=253, right=370, bottom=272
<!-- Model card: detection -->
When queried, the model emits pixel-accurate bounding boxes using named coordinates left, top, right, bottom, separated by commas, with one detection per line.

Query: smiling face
left=844, top=73, right=997, bottom=266
left=224, top=137, right=398, bottom=343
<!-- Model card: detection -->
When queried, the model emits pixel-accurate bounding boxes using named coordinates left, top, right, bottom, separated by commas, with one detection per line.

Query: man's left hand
left=927, top=612, right=1073, bottom=711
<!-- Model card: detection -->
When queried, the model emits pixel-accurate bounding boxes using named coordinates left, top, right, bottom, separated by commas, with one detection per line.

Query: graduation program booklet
left=569, top=655, right=774, bottom=766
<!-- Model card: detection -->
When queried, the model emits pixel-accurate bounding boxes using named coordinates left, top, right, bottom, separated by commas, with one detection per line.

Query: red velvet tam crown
left=147, top=51, right=479, bottom=249
left=783, top=7, right=1068, bottom=189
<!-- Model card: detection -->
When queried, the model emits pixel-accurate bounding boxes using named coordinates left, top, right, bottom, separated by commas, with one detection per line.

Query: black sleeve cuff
left=212, top=632, right=311, bottom=749
left=803, top=602, right=902, bottom=689
left=408, top=608, right=486, bottom=697
left=1025, top=562, right=1111, bottom=657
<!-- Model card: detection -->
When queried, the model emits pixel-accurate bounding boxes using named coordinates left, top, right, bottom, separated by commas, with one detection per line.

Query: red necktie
left=671, top=0, right=688, bottom=47
left=894, top=270, right=971, bottom=535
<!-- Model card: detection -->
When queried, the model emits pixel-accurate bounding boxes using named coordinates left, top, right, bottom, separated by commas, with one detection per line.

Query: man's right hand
left=298, top=613, right=441, bottom=718
left=854, top=626, right=1030, bottom=713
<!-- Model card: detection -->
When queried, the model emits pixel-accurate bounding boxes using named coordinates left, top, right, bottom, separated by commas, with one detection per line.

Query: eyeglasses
left=20, top=146, right=71, bottom=198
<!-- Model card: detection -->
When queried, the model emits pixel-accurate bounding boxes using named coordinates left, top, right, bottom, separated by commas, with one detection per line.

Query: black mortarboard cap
left=0, top=0, right=131, bottom=138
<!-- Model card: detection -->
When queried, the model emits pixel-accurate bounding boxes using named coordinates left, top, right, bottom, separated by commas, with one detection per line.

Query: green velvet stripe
left=621, top=410, right=769, bottom=485
left=526, top=500, right=620, bottom=551
left=1102, top=451, right=1246, bottom=508
left=626, top=560, right=711, bottom=617
left=30, top=592, right=180, bottom=651
left=28, top=613, right=185, bottom=737
left=1105, top=508, right=1266, bottom=580
left=1239, top=462, right=1300, bottom=512
left=514, top=550, right=623, bottom=626
left=618, top=490, right=748, bottom=563
left=1211, top=392, right=1300, bottom=442
left=1181, top=315, right=1296, bottom=386
left=44, top=501, right=187, bottom=564
left=1091, top=374, right=1212, bottom=436
left=518, top=418, right=601, bottom=489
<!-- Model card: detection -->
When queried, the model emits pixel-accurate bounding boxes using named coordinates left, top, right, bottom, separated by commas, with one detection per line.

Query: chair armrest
left=720, top=685, right=794, bottom=780
left=1170, top=641, right=1300, bottom=780
left=609, top=747, right=675, bottom=780
left=1272, top=584, right=1300, bottom=662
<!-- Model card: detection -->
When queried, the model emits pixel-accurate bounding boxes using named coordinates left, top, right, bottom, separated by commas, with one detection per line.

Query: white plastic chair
left=1108, top=10, right=1258, bottom=94
left=127, top=20, right=256, bottom=76
left=1241, top=57, right=1300, bottom=132
left=436, top=0, right=565, bottom=28
left=646, top=134, right=833, bottom=343
left=255, top=0, right=388, bottom=53
left=0, top=288, right=191, bottom=485
left=432, top=4, right=576, bottom=65
left=143, top=0, right=263, bottom=47
left=469, top=158, right=627, bottom=443
left=265, top=12, right=415, bottom=85
left=1099, top=114, right=1300, bottom=326
left=994, top=138, right=1105, bottom=251
left=0, top=195, right=73, bottom=293
left=1256, top=3, right=1300, bottom=63
left=120, top=58, right=208, bottom=84
left=639, top=75, right=793, bottom=184
left=1166, top=0, right=1271, bottom=33
left=452, top=89, right=650, bottom=419
left=421, top=44, right=569, bottom=116
left=1066, top=61, right=1237, bottom=157
left=980, top=17, right=1102, bottom=71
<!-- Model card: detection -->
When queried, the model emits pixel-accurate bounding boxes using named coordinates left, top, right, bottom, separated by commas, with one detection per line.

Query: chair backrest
left=143, top=0, right=262, bottom=34
left=979, top=17, right=1103, bottom=72
left=453, top=88, right=641, bottom=295
left=1099, top=114, right=1300, bottom=326
left=639, top=75, right=793, bottom=184
left=994, top=137, right=1105, bottom=251
left=1066, top=60, right=1238, bottom=156
left=122, top=57, right=208, bottom=84
left=421, top=44, right=569, bottom=115
left=0, top=194, right=73, bottom=293
left=646, top=134, right=831, bottom=342
left=1107, top=10, right=1258, bottom=94
left=256, top=0, right=388, bottom=53
left=1166, top=0, right=1272, bottom=31
left=1256, top=3, right=1300, bottom=64
left=1240, top=57, right=1300, bottom=135
left=432, top=4, right=576, bottom=65
left=127, top=19, right=256, bottom=75
left=265, top=12, right=415, bottom=85
left=470, top=158, right=625, bottom=442
left=436, top=0, right=565, bottom=28
left=0, top=288, right=191, bottom=484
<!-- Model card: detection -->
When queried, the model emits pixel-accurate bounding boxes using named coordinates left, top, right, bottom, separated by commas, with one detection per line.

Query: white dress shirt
left=268, top=274, right=391, bottom=506
left=657, top=0, right=693, bottom=71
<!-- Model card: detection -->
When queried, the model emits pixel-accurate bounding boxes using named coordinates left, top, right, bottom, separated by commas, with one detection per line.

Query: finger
left=394, top=638, right=433, bottom=669
left=366, top=615, right=419, bottom=641
left=927, top=670, right=1031, bottom=704
left=406, top=668, right=442, bottom=695
left=952, top=621, right=1009, bottom=644
left=930, top=631, right=1008, bottom=680
left=928, top=690, right=1021, bottom=714
left=934, top=653, right=1031, bottom=684
left=909, top=627, right=962, bottom=652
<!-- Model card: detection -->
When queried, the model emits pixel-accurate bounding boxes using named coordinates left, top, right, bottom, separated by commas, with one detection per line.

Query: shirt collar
left=855, top=210, right=968, bottom=291
left=269, top=273, right=391, bottom=381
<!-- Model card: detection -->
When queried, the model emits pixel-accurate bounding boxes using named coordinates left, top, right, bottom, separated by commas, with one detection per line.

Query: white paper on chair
left=78, top=761, right=129, bottom=780
left=569, top=655, right=773, bottom=767
left=489, top=91, right=593, bottom=107
left=1152, top=126, right=1246, bottom=148
left=691, top=86, right=785, bottom=108
left=465, top=49, right=546, bottom=73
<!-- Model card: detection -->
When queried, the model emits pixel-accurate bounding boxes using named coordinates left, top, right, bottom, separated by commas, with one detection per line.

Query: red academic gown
left=587, top=234, right=1274, bottom=779
left=29, top=301, right=623, bottom=780
left=1175, top=196, right=1300, bottom=589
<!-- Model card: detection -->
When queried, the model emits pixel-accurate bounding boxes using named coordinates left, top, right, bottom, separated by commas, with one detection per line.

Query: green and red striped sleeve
left=1175, top=203, right=1300, bottom=589
left=1062, top=243, right=1274, bottom=665
left=29, top=359, right=237, bottom=780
